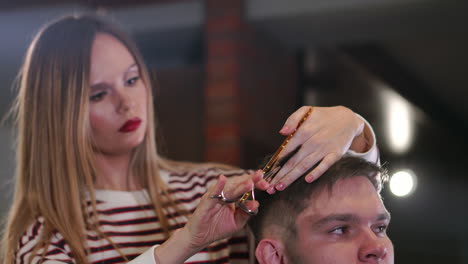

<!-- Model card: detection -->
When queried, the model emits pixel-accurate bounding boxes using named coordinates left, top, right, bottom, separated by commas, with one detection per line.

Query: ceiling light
left=389, top=170, right=416, bottom=197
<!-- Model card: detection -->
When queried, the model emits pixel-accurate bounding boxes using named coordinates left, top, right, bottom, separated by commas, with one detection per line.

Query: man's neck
left=94, top=152, right=141, bottom=191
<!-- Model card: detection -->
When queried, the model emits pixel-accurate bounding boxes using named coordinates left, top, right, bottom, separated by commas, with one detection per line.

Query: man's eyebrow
left=312, top=211, right=391, bottom=228
left=313, top=214, right=360, bottom=228
left=377, top=211, right=391, bottom=222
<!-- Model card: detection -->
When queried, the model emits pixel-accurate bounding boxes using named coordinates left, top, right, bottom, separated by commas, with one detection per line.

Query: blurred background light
left=384, top=89, right=414, bottom=154
left=390, top=170, right=416, bottom=197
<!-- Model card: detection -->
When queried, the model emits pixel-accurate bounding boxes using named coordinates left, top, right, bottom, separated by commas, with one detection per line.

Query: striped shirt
left=16, top=167, right=251, bottom=264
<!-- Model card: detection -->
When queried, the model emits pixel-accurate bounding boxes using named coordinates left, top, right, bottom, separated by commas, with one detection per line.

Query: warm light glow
left=384, top=90, right=414, bottom=154
left=390, top=170, right=416, bottom=197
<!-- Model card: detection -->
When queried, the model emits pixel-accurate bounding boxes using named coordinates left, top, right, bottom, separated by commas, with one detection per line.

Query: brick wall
left=204, top=0, right=244, bottom=165
left=204, top=0, right=297, bottom=168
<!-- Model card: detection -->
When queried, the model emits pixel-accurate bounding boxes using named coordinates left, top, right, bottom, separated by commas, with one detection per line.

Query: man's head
left=248, top=156, right=394, bottom=264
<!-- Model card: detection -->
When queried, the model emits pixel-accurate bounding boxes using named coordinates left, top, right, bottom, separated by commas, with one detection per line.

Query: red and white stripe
left=16, top=167, right=250, bottom=264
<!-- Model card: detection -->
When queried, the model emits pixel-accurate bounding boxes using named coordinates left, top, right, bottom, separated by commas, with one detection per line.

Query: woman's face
left=89, top=33, right=148, bottom=155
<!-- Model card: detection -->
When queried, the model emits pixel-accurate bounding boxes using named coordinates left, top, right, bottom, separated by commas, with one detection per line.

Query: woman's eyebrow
left=126, top=63, right=138, bottom=72
left=91, top=82, right=109, bottom=91
left=123, top=64, right=139, bottom=79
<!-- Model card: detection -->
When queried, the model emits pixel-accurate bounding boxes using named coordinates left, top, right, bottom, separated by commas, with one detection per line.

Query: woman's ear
left=255, top=238, right=288, bottom=264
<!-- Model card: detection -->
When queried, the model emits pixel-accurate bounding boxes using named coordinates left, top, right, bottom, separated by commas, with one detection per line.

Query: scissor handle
left=236, top=200, right=258, bottom=216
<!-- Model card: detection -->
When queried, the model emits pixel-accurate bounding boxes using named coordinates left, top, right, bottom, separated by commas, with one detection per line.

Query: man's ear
left=255, top=238, right=288, bottom=264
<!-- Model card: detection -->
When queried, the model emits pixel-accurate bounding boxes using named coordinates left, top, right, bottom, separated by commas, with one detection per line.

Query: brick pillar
left=204, top=0, right=245, bottom=165
left=204, top=0, right=297, bottom=168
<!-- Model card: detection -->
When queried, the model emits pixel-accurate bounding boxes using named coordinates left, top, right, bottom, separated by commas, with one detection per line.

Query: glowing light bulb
left=389, top=170, right=416, bottom=197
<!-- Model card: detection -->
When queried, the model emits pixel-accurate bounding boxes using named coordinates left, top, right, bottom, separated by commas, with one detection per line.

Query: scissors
left=235, top=107, right=314, bottom=215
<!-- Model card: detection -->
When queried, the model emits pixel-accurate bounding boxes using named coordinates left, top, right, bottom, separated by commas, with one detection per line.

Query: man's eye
left=374, top=224, right=388, bottom=234
left=90, top=91, right=106, bottom=102
left=329, top=226, right=348, bottom=235
left=126, top=76, right=140, bottom=86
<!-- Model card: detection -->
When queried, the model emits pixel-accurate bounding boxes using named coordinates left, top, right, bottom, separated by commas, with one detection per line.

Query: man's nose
left=358, top=231, right=388, bottom=263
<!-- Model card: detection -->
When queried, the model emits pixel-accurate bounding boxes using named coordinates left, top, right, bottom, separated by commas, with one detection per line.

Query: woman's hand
left=155, top=171, right=267, bottom=264
left=185, top=171, right=267, bottom=247
left=267, top=106, right=372, bottom=193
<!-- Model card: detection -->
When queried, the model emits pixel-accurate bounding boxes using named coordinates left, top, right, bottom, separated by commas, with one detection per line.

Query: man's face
left=289, top=176, right=394, bottom=264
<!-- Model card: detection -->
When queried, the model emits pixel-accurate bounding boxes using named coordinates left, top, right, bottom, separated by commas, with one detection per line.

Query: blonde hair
left=1, top=14, right=189, bottom=263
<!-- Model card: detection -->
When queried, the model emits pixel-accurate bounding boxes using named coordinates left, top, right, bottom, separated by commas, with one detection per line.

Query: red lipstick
left=119, top=118, right=142, bottom=133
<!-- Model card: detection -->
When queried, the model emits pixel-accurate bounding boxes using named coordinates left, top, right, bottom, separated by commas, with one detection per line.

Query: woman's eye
left=126, top=76, right=140, bottom=86
left=90, top=91, right=106, bottom=102
left=329, top=226, right=348, bottom=235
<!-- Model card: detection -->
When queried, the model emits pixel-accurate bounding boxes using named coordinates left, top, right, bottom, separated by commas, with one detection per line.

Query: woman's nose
left=358, top=232, right=388, bottom=263
left=116, top=90, right=134, bottom=114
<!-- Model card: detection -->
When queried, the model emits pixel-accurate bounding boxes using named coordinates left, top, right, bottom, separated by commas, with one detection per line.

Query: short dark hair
left=248, top=156, right=387, bottom=244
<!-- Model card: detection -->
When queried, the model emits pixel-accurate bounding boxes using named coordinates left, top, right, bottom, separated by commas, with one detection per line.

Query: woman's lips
left=119, top=118, right=142, bottom=133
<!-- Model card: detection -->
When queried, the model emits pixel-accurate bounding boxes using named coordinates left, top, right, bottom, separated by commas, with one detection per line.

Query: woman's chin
left=95, top=141, right=144, bottom=156
left=118, top=133, right=146, bottom=150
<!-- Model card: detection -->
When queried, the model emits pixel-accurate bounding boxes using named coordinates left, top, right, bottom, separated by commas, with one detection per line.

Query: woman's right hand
left=184, top=170, right=267, bottom=247
left=154, top=170, right=267, bottom=264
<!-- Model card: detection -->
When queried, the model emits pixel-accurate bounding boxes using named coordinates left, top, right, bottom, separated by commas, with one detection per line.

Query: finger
left=269, top=133, right=323, bottom=187
left=250, top=170, right=263, bottom=183
left=266, top=139, right=320, bottom=194
left=274, top=153, right=323, bottom=191
left=276, top=120, right=324, bottom=176
left=242, top=200, right=260, bottom=211
left=255, top=179, right=270, bottom=191
left=234, top=200, right=259, bottom=225
left=268, top=146, right=316, bottom=187
left=205, top=175, right=227, bottom=207
left=304, top=152, right=341, bottom=183
left=250, top=170, right=270, bottom=190
left=225, top=170, right=261, bottom=191
left=212, top=174, right=227, bottom=195
left=234, top=170, right=263, bottom=189
left=266, top=187, right=276, bottom=195
left=279, top=106, right=312, bottom=135
left=223, top=178, right=255, bottom=202
left=232, top=170, right=260, bottom=185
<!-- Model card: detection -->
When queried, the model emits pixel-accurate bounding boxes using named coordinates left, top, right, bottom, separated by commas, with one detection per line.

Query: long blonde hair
left=1, top=14, right=185, bottom=263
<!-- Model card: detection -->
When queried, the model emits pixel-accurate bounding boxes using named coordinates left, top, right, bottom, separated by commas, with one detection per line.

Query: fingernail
left=276, top=183, right=285, bottom=190
left=280, top=126, right=289, bottom=133
left=267, top=187, right=275, bottom=194
left=306, top=175, right=314, bottom=183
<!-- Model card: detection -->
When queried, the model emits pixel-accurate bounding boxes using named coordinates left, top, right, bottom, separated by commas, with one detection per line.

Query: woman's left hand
left=267, top=106, right=371, bottom=193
